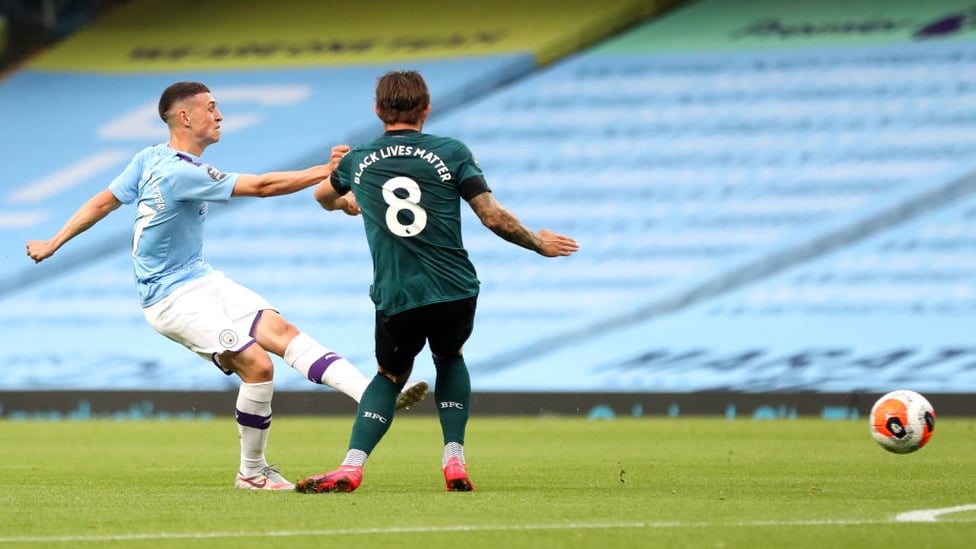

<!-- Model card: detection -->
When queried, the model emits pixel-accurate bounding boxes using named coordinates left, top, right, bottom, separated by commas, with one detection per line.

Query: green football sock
left=347, top=374, right=400, bottom=455
left=434, top=356, right=471, bottom=445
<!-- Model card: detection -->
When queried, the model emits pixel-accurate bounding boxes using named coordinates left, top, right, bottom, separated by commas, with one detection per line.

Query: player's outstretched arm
left=467, top=192, right=579, bottom=257
left=233, top=145, right=350, bottom=198
left=233, top=165, right=330, bottom=198
left=27, top=188, right=122, bottom=264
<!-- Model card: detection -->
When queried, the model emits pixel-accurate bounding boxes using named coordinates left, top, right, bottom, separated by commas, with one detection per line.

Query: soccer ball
left=869, top=390, right=935, bottom=454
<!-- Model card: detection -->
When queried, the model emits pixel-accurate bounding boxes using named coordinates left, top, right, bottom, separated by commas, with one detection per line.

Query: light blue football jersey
left=108, top=144, right=239, bottom=307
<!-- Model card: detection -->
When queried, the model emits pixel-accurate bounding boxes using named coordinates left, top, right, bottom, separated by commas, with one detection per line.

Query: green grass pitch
left=1, top=416, right=975, bottom=548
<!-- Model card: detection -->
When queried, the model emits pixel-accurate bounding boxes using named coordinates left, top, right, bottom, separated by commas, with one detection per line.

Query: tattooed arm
left=467, top=192, right=578, bottom=258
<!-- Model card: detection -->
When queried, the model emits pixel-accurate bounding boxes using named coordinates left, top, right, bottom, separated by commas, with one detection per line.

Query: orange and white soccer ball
left=870, top=390, right=935, bottom=454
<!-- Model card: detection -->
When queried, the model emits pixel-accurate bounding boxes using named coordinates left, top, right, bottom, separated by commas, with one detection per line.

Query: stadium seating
left=2, top=2, right=976, bottom=394
left=438, top=40, right=976, bottom=393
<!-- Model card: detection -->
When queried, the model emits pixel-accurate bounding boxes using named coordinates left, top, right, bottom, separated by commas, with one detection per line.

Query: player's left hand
left=537, top=229, right=579, bottom=257
left=329, top=145, right=350, bottom=170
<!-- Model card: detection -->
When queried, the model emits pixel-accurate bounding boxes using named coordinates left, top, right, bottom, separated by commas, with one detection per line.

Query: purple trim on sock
left=307, top=352, right=343, bottom=383
left=235, top=409, right=271, bottom=430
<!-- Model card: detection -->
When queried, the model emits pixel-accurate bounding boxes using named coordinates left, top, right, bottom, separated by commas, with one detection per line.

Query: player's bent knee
left=220, top=348, right=275, bottom=384
left=378, top=366, right=411, bottom=387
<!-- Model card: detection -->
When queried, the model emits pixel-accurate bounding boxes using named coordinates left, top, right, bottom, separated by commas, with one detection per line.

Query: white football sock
left=284, top=332, right=367, bottom=402
left=443, top=442, right=466, bottom=467
left=236, top=381, right=273, bottom=476
left=341, top=449, right=368, bottom=467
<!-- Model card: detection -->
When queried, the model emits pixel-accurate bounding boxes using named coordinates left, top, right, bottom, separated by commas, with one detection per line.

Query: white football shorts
left=143, top=270, right=275, bottom=372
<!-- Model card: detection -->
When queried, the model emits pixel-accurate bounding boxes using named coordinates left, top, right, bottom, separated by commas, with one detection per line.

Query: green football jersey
left=332, top=129, right=488, bottom=315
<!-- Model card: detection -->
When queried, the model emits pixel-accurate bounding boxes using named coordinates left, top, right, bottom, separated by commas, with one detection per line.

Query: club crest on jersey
left=219, top=329, right=239, bottom=348
left=207, top=166, right=228, bottom=181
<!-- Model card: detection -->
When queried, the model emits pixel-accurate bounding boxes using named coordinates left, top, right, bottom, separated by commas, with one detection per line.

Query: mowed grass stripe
left=2, top=416, right=975, bottom=548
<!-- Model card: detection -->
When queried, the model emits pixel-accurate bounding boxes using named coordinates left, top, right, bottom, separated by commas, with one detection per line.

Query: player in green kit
left=296, top=70, right=579, bottom=493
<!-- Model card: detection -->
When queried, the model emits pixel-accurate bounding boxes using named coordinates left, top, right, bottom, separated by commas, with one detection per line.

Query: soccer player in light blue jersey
left=26, top=82, right=427, bottom=491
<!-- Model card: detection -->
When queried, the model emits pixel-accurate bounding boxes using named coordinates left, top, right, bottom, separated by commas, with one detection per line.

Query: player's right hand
left=341, top=192, right=361, bottom=216
left=26, top=239, right=56, bottom=264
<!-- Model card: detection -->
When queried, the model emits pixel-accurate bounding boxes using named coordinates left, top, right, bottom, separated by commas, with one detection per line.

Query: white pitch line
left=2, top=513, right=976, bottom=545
left=895, top=504, right=976, bottom=523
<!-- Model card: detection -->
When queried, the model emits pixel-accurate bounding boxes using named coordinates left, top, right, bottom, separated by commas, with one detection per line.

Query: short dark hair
left=158, top=82, right=210, bottom=122
left=375, top=70, right=429, bottom=125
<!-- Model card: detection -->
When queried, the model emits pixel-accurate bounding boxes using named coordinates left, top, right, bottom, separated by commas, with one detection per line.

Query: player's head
left=158, top=82, right=223, bottom=150
left=159, top=82, right=211, bottom=122
left=375, top=70, right=431, bottom=126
